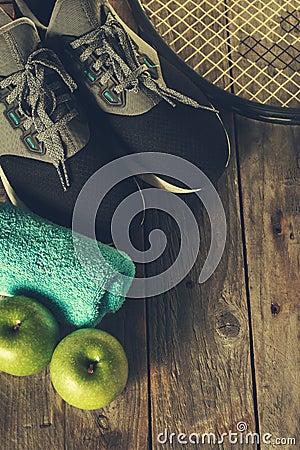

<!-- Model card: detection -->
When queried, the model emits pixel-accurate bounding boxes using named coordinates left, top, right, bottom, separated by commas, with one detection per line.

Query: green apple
left=50, top=328, right=128, bottom=410
left=0, top=296, right=60, bottom=376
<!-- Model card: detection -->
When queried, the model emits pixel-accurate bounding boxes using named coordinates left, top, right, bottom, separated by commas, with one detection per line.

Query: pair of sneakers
left=0, top=0, right=230, bottom=243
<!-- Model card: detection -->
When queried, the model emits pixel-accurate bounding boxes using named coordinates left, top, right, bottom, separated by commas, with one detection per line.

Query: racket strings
left=142, top=0, right=300, bottom=107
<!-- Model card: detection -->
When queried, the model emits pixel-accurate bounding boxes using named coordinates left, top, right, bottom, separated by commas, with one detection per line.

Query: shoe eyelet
left=101, top=87, right=125, bottom=107
left=5, top=110, right=21, bottom=127
left=139, top=54, right=159, bottom=80
left=83, top=68, right=96, bottom=83
left=103, top=89, right=117, bottom=103
left=23, top=133, right=45, bottom=155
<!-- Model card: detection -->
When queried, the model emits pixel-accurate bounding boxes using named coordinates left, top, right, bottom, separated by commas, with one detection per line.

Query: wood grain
left=144, top=114, right=258, bottom=449
left=0, top=179, right=8, bottom=203
left=0, top=367, right=65, bottom=450
left=237, top=117, right=300, bottom=448
left=0, top=1, right=14, bottom=16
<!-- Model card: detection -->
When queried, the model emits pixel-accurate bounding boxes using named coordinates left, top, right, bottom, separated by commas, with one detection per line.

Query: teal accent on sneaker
left=26, top=136, right=36, bottom=149
left=84, top=69, right=95, bottom=82
left=104, top=90, right=117, bottom=103
left=9, top=111, right=20, bottom=126
left=143, top=57, right=157, bottom=69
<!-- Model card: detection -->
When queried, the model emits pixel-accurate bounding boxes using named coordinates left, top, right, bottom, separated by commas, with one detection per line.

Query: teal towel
left=0, top=203, right=135, bottom=327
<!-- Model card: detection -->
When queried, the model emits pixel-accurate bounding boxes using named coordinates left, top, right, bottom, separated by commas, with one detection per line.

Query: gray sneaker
left=0, top=9, right=89, bottom=191
left=14, top=0, right=231, bottom=190
left=0, top=7, right=141, bottom=243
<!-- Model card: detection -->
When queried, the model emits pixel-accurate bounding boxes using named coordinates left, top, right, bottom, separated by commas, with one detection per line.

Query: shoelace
left=0, top=48, right=78, bottom=191
left=70, top=12, right=218, bottom=112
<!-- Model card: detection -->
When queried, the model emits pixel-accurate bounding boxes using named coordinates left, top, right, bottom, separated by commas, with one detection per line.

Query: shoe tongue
left=0, top=18, right=40, bottom=76
left=47, top=0, right=101, bottom=38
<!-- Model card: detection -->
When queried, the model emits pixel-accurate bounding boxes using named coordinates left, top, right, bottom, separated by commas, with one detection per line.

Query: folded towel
left=0, top=203, right=135, bottom=327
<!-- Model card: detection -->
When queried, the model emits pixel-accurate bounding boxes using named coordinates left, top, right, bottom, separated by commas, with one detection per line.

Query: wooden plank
left=0, top=179, right=8, bottom=203
left=0, top=2, right=14, bottom=17
left=145, top=114, right=258, bottom=449
left=0, top=365, right=65, bottom=450
left=111, top=0, right=138, bottom=31
left=237, top=117, right=300, bottom=448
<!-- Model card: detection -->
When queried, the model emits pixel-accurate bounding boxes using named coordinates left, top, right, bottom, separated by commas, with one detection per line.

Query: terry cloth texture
left=0, top=203, right=135, bottom=327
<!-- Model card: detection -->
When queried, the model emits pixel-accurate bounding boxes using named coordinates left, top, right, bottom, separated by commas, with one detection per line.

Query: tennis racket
left=128, top=0, right=300, bottom=124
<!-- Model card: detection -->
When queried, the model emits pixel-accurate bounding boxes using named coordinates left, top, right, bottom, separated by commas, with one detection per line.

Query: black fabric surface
left=107, top=55, right=229, bottom=184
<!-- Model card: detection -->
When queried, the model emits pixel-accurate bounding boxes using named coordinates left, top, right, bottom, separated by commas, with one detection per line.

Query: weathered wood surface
left=0, top=0, right=299, bottom=449
left=0, top=181, right=8, bottom=203
left=237, top=117, right=300, bottom=448
left=144, top=114, right=258, bottom=450
left=0, top=1, right=14, bottom=16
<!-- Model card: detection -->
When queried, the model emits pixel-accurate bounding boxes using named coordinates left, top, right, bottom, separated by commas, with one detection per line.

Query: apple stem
left=87, top=363, right=95, bottom=374
left=13, top=322, right=21, bottom=331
